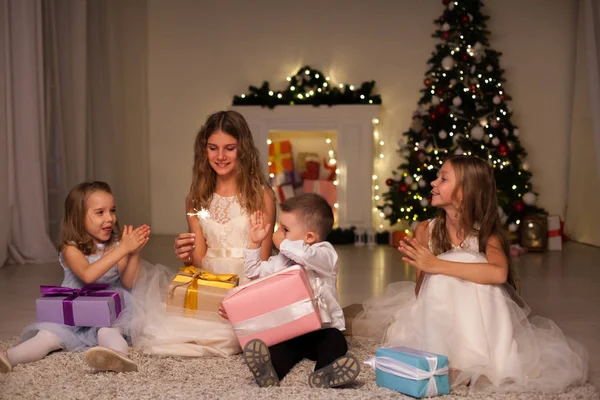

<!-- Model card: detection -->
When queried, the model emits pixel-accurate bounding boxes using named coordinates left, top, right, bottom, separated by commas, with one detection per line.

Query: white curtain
left=1, top=0, right=151, bottom=267
left=566, top=0, right=600, bottom=247
left=1, top=0, right=57, bottom=265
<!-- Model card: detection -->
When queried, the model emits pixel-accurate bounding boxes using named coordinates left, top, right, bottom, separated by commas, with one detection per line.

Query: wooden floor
left=1, top=236, right=598, bottom=389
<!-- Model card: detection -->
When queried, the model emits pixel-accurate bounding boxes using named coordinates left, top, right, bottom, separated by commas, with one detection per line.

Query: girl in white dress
left=355, top=155, right=588, bottom=392
left=130, top=110, right=275, bottom=357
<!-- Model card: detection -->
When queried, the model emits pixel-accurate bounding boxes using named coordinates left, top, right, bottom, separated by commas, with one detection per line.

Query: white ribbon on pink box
left=222, top=265, right=323, bottom=347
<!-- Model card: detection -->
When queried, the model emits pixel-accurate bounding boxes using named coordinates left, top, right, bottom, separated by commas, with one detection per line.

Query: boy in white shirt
left=241, top=193, right=359, bottom=388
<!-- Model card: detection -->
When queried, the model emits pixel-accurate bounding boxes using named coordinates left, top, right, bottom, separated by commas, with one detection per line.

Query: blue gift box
left=371, top=346, right=449, bottom=398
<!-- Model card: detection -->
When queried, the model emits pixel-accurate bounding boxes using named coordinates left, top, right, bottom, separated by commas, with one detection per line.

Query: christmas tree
left=380, top=0, right=545, bottom=235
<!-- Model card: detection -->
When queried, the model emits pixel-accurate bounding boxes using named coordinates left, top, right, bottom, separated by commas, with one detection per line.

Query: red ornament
left=441, top=32, right=450, bottom=40
left=436, top=104, right=448, bottom=115
left=440, top=16, right=445, bottom=22
left=442, top=0, right=451, bottom=5
left=424, top=78, right=432, bottom=87
left=500, top=94, right=506, bottom=101
left=499, top=144, right=508, bottom=156
left=513, top=200, right=525, bottom=213
left=461, top=15, right=470, bottom=24
left=430, top=112, right=437, bottom=120
left=462, top=54, right=469, bottom=61
left=386, top=179, right=393, bottom=186
left=437, top=88, right=444, bottom=96
left=400, top=184, right=408, bottom=192
left=470, top=85, right=477, bottom=93
left=422, top=128, right=428, bottom=138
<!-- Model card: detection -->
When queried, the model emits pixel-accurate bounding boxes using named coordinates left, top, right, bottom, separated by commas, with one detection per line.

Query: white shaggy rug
left=0, top=337, right=597, bottom=400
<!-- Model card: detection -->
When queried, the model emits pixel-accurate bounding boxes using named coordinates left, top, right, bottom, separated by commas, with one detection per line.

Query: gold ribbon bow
left=170, top=266, right=237, bottom=312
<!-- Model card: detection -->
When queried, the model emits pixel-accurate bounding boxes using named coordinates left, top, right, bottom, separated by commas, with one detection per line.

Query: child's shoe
left=309, top=354, right=360, bottom=388
left=0, top=349, right=12, bottom=373
left=242, top=339, right=279, bottom=387
left=85, top=346, right=138, bottom=373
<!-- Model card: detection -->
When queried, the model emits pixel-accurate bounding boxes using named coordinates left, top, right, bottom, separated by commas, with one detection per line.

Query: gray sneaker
left=242, top=339, right=279, bottom=387
left=309, top=354, right=360, bottom=388
left=85, top=346, right=137, bottom=373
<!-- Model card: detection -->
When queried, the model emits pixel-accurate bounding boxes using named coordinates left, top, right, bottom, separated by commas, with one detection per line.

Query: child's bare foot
left=0, top=349, right=11, bottom=373
left=242, top=339, right=279, bottom=387
left=309, top=354, right=360, bottom=388
left=85, top=346, right=137, bottom=373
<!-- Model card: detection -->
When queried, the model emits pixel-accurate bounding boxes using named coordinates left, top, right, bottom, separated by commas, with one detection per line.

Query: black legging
left=268, top=328, right=348, bottom=380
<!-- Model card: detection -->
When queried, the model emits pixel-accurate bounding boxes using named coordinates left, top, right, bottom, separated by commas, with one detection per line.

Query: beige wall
left=148, top=0, right=578, bottom=234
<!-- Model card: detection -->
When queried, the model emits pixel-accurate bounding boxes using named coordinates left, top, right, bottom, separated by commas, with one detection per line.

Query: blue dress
left=21, top=243, right=132, bottom=351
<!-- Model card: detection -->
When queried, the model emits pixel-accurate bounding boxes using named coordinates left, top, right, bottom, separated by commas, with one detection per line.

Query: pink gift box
left=302, top=179, right=337, bottom=208
left=222, top=265, right=322, bottom=348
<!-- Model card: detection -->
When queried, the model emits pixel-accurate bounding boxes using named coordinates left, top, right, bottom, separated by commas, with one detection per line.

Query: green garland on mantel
left=232, top=65, right=382, bottom=109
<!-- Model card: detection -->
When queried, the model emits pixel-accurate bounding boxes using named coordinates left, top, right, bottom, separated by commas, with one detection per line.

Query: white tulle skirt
left=128, top=260, right=242, bottom=357
left=353, top=249, right=589, bottom=392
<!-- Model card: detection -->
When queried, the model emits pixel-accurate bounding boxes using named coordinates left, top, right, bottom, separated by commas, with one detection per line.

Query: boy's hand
left=218, top=304, right=228, bottom=319
left=248, top=211, right=271, bottom=247
left=272, top=228, right=284, bottom=250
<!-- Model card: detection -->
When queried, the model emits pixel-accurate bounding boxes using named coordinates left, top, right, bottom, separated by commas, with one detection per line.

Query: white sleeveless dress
left=129, top=194, right=249, bottom=357
left=353, top=219, right=588, bottom=392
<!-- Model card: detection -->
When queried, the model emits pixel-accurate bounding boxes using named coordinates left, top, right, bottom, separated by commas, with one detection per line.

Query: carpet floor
left=0, top=337, right=597, bottom=400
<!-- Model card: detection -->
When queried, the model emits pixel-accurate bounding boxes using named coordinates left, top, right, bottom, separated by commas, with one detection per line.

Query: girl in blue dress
left=0, top=181, right=150, bottom=373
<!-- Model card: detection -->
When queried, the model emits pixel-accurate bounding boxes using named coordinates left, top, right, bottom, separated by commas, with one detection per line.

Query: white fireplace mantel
left=230, top=105, right=380, bottom=229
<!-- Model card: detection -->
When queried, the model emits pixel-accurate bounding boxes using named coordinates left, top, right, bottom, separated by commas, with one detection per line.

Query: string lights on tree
left=379, top=0, right=546, bottom=231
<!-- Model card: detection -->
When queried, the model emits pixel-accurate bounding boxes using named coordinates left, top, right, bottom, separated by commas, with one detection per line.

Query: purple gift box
left=36, top=284, right=123, bottom=328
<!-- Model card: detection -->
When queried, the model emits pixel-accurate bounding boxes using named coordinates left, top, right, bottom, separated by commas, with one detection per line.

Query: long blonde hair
left=188, top=110, right=267, bottom=212
left=430, top=155, right=519, bottom=292
left=58, top=181, right=121, bottom=256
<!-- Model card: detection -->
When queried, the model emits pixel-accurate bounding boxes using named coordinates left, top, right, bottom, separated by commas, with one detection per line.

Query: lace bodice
left=427, top=218, right=479, bottom=253
left=199, top=193, right=249, bottom=251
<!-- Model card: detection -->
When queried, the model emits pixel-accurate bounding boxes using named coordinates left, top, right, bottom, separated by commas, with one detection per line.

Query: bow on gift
left=39, top=283, right=122, bottom=326
left=170, top=266, right=237, bottom=311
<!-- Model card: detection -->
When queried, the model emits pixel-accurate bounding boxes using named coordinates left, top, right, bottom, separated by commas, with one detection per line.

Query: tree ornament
left=441, top=32, right=451, bottom=40
left=386, top=179, right=393, bottom=186
left=430, top=112, right=437, bottom=120
left=490, top=120, right=499, bottom=128
left=450, top=78, right=457, bottom=85
left=522, top=162, right=530, bottom=171
left=383, top=205, right=393, bottom=216
left=486, top=65, right=493, bottom=72
left=418, top=179, right=427, bottom=188
left=491, top=137, right=500, bottom=146
left=470, top=85, right=477, bottom=93
left=452, top=96, right=462, bottom=106
left=442, top=56, right=455, bottom=71
left=513, top=200, right=525, bottom=213
left=424, top=78, right=432, bottom=87
left=493, top=95, right=502, bottom=104
left=462, top=54, right=469, bottom=61
left=461, top=15, right=470, bottom=24
left=523, top=192, right=537, bottom=205
left=420, top=198, right=430, bottom=207
left=479, top=117, right=488, bottom=126
left=513, top=128, right=520, bottom=137
left=442, top=23, right=451, bottom=31
left=442, top=0, right=451, bottom=5
left=507, top=141, right=515, bottom=150
left=455, top=148, right=464, bottom=155
left=471, top=125, right=485, bottom=140
left=411, top=183, right=418, bottom=190
left=508, top=223, right=518, bottom=233
left=499, top=144, right=508, bottom=156
left=437, top=88, right=444, bottom=96
left=439, top=129, right=448, bottom=139
left=431, top=96, right=441, bottom=105
left=405, top=175, right=414, bottom=185
left=436, top=104, right=448, bottom=115
left=400, top=184, right=408, bottom=192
